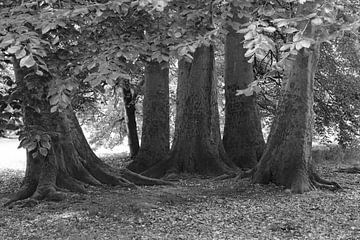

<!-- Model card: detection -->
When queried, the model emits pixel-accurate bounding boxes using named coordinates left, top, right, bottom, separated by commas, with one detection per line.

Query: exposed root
left=336, top=167, right=360, bottom=174
left=309, top=169, right=341, bottom=191
left=120, top=169, right=174, bottom=186
left=57, top=174, right=87, bottom=194
left=3, top=183, right=36, bottom=207
left=213, top=172, right=238, bottom=181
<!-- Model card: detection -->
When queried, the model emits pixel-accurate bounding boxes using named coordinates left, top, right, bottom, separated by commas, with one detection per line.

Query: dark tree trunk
left=142, top=46, right=236, bottom=178
left=126, top=61, right=170, bottom=173
left=252, top=2, right=339, bottom=193
left=5, top=63, right=170, bottom=207
left=122, top=80, right=139, bottom=158
left=223, top=8, right=265, bottom=169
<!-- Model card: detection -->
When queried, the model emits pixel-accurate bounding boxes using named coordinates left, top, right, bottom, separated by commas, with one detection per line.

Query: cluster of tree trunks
left=142, top=46, right=237, bottom=178
left=6, top=0, right=341, bottom=207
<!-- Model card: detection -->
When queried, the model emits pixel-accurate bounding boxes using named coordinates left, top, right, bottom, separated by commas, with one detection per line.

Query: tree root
left=3, top=183, right=37, bottom=207
left=120, top=169, right=174, bottom=186
left=336, top=167, right=360, bottom=174
left=309, top=169, right=341, bottom=191
left=4, top=184, right=65, bottom=208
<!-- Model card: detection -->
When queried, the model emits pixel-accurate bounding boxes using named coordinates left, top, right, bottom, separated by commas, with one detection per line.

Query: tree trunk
left=252, top=2, right=339, bottom=193
left=142, top=46, right=236, bottom=178
left=5, top=63, right=171, bottom=207
left=223, top=7, right=265, bottom=169
left=126, top=61, right=170, bottom=173
left=122, top=80, right=139, bottom=158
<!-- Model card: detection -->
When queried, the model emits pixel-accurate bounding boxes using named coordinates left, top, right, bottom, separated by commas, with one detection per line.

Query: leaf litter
left=1, top=160, right=360, bottom=240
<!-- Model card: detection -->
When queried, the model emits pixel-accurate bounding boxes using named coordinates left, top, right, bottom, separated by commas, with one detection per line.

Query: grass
left=1, top=138, right=360, bottom=239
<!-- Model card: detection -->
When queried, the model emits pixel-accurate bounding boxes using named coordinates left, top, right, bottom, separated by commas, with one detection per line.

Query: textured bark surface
left=222, top=9, right=265, bottom=169
left=122, top=80, right=139, bottom=158
left=252, top=1, right=339, bottom=193
left=142, top=46, right=236, bottom=178
left=127, top=61, right=170, bottom=173
left=5, top=64, right=170, bottom=207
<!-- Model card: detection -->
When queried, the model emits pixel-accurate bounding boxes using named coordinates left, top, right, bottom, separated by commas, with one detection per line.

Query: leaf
left=244, top=48, right=255, bottom=58
left=311, top=17, right=323, bottom=26
left=263, top=27, right=276, bottom=33
left=50, top=105, right=58, bottom=113
left=40, top=140, right=51, bottom=149
left=52, top=36, right=60, bottom=45
left=39, top=147, right=48, bottom=156
left=27, top=142, right=37, bottom=151
left=49, top=94, right=60, bottom=105
left=15, top=49, right=26, bottom=59
left=273, top=18, right=290, bottom=28
left=284, top=27, right=298, bottom=34
left=6, top=45, right=21, bottom=54
left=0, top=39, right=14, bottom=48
left=244, top=31, right=254, bottom=40
left=20, top=55, right=36, bottom=68
left=174, top=32, right=182, bottom=38
left=42, top=24, right=53, bottom=34
left=237, top=28, right=249, bottom=34
left=280, top=44, right=293, bottom=51
left=178, top=47, right=188, bottom=56
left=295, top=39, right=311, bottom=50
left=87, top=62, right=97, bottom=70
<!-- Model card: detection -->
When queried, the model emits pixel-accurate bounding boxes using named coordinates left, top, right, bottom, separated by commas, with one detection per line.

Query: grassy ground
left=1, top=140, right=360, bottom=239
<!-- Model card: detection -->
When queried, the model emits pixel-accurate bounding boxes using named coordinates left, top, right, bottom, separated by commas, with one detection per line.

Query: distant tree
left=127, top=61, right=170, bottom=173
left=122, top=78, right=140, bottom=157
left=314, top=36, right=360, bottom=148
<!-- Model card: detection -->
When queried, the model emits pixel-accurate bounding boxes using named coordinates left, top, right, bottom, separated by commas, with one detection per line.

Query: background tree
left=127, top=61, right=170, bottom=173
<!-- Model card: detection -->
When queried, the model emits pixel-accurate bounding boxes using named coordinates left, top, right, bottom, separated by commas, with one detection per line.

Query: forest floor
left=1, top=152, right=360, bottom=239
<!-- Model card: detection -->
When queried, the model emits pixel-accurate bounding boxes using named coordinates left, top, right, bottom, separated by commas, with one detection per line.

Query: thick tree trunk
left=5, top=63, right=171, bottom=207
left=122, top=80, right=139, bottom=158
left=126, top=61, right=170, bottom=173
left=252, top=2, right=339, bottom=193
left=223, top=9, right=265, bottom=169
left=142, top=46, right=236, bottom=178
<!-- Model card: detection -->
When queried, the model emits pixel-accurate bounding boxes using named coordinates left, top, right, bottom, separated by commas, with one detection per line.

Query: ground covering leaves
left=1, top=157, right=360, bottom=240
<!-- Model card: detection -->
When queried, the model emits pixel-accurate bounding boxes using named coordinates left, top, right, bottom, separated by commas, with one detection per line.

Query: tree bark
left=122, top=79, right=140, bottom=158
left=223, top=7, right=265, bottom=169
left=126, top=61, right=170, bottom=173
left=142, top=46, right=236, bottom=178
left=252, top=2, right=340, bottom=193
left=5, top=63, right=171, bottom=207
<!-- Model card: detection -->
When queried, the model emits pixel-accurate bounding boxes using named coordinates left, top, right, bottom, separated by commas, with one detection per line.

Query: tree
left=122, top=78, right=140, bottom=157
left=223, top=2, right=265, bottom=169
left=251, top=1, right=343, bottom=193
left=127, top=61, right=170, bottom=173
left=142, top=46, right=236, bottom=178
left=4, top=61, right=171, bottom=206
